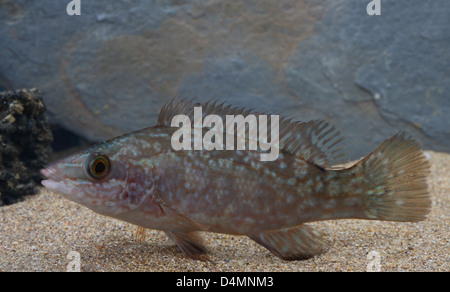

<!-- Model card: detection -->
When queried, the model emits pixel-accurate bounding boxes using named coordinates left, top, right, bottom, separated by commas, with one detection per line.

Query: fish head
left=40, top=141, right=153, bottom=217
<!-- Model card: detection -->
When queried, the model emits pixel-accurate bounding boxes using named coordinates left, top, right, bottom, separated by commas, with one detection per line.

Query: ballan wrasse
left=41, top=100, right=431, bottom=260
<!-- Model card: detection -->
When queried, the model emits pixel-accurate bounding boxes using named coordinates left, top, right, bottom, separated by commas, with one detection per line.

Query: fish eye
left=87, top=154, right=110, bottom=179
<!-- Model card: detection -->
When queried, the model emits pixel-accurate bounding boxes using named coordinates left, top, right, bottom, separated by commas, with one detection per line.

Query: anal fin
left=164, top=231, right=207, bottom=260
left=248, top=225, right=328, bottom=260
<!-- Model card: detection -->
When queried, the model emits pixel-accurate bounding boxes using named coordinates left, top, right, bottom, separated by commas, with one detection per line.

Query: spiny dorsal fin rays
left=158, top=97, right=199, bottom=126
left=159, top=98, right=259, bottom=127
left=279, top=120, right=346, bottom=168
left=157, top=99, right=346, bottom=168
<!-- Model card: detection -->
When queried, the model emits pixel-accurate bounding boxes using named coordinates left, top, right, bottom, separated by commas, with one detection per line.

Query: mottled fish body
left=41, top=100, right=431, bottom=260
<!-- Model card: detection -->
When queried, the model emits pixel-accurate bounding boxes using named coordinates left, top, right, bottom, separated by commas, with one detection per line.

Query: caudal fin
left=357, top=131, right=431, bottom=222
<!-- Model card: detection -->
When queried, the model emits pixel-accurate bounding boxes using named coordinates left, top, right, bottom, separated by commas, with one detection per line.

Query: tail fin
left=357, top=131, right=431, bottom=222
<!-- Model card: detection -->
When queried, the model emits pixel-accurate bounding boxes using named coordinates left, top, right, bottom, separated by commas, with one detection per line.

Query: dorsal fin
left=157, top=99, right=346, bottom=168
left=157, top=98, right=258, bottom=126
left=280, top=119, right=346, bottom=168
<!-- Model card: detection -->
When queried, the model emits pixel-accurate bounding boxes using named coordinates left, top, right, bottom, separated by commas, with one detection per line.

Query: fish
left=40, top=99, right=431, bottom=260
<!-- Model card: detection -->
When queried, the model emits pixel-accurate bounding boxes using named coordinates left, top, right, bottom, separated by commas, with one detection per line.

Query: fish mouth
left=40, top=167, right=66, bottom=194
left=40, top=167, right=83, bottom=204
left=40, top=166, right=61, bottom=181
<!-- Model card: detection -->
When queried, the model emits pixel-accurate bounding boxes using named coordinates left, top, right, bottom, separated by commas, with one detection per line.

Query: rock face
left=0, top=89, right=53, bottom=205
left=0, top=0, right=448, bottom=159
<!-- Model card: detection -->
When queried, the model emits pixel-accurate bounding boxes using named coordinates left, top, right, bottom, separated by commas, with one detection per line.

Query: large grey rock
left=0, top=0, right=448, bottom=159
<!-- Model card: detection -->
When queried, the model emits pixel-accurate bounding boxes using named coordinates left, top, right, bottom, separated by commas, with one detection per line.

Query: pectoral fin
left=249, top=224, right=328, bottom=260
left=165, top=230, right=207, bottom=260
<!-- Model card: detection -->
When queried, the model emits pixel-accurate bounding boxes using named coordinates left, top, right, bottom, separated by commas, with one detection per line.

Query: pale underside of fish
left=41, top=99, right=431, bottom=260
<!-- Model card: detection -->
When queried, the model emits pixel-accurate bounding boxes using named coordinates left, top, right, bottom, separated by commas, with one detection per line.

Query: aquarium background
left=1, top=0, right=449, bottom=159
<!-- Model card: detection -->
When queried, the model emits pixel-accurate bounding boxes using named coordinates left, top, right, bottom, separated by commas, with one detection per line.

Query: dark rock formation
left=0, top=89, right=53, bottom=205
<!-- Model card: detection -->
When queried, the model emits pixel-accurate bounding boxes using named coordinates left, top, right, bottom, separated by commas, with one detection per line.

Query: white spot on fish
left=315, top=181, right=323, bottom=192
left=324, top=199, right=337, bottom=209
left=286, top=195, right=295, bottom=204
left=153, top=142, right=161, bottom=152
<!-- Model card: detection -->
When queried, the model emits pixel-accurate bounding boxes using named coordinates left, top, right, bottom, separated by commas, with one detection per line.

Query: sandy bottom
left=0, top=151, right=448, bottom=272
